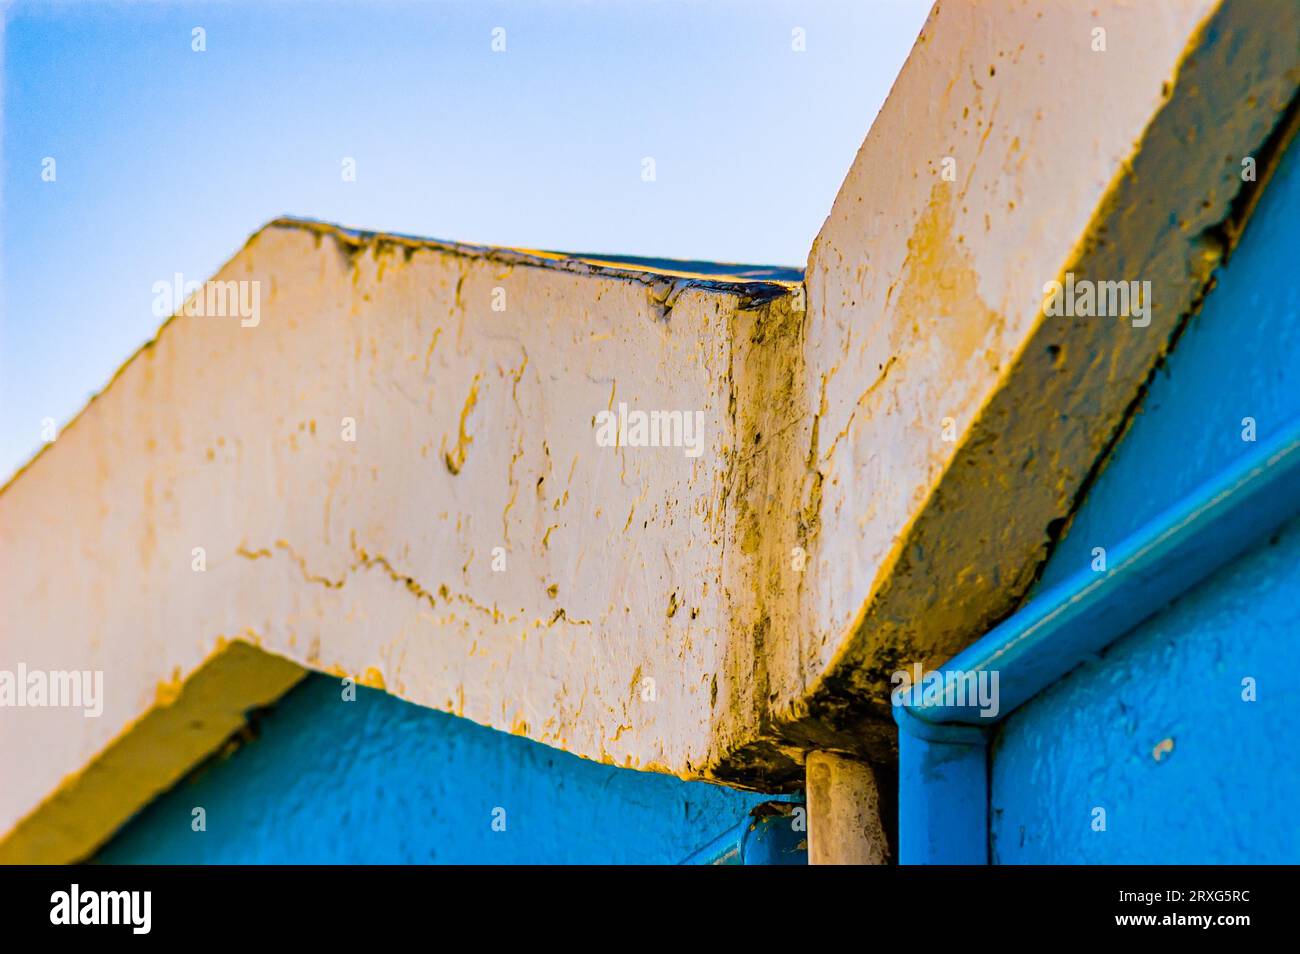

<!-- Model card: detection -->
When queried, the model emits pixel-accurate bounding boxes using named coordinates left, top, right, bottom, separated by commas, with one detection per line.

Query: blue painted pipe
left=895, top=708, right=989, bottom=864
left=682, top=800, right=808, bottom=865
left=895, top=419, right=1300, bottom=863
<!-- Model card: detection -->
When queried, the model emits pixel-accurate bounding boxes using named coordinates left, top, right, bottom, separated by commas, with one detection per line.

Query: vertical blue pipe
left=895, top=706, right=989, bottom=864
left=681, top=801, right=809, bottom=865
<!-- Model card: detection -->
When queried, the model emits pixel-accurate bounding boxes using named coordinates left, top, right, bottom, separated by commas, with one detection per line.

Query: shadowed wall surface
left=96, top=677, right=777, bottom=864
left=990, top=134, right=1300, bottom=864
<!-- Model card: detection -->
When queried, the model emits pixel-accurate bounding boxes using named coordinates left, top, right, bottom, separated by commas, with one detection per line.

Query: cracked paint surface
left=3, top=0, right=1299, bottom=861
left=0, top=216, right=807, bottom=859
left=759, top=0, right=1300, bottom=772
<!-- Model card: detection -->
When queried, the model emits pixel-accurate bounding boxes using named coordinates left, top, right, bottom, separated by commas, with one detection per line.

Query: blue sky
left=1, top=0, right=929, bottom=481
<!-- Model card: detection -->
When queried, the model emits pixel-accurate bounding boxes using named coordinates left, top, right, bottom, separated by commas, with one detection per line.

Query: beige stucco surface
left=753, top=0, right=1300, bottom=765
left=2, top=0, right=1298, bottom=860
left=0, top=221, right=807, bottom=858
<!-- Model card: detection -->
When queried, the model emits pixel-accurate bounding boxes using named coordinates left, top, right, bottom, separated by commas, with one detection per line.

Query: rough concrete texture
left=806, top=751, right=889, bottom=864
left=3, top=0, right=1299, bottom=860
left=0, top=221, right=802, bottom=860
left=772, top=0, right=1300, bottom=767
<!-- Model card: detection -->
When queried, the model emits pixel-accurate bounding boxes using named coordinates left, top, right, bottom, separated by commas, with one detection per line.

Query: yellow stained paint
left=442, top=375, right=480, bottom=476
left=748, top=0, right=1300, bottom=778
left=2, top=0, right=1298, bottom=862
left=0, top=641, right=304, bottom=864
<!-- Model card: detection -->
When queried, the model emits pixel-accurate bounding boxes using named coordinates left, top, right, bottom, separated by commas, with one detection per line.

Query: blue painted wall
left=97, top=118, right=1300, bottom=872
left=991, top=133, right=1300, bottom=863
left=96, top=676, right=779, bottom=864
left=992, top=515, right=1300, bottom=863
